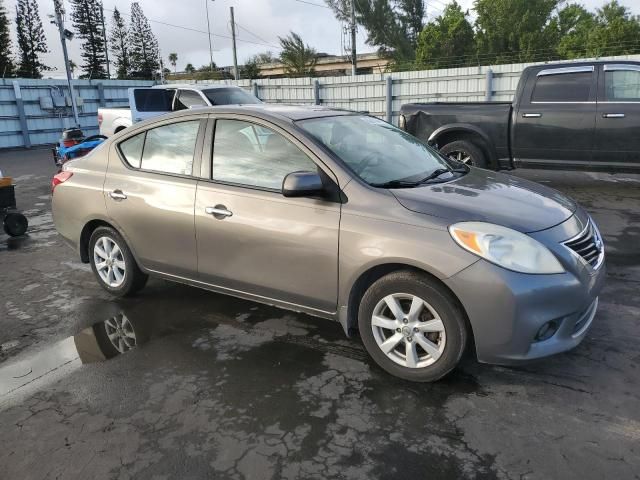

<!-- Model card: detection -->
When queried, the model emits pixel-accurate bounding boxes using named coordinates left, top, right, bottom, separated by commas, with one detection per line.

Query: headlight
left=449, top=222, right=564, bottom=274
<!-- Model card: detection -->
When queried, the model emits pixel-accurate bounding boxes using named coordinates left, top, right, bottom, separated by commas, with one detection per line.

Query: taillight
left=52, top=171, right=73, bottom=194
left=63, top=139, right=78, bottom=147
left=98, top=112, right=103, bottom=127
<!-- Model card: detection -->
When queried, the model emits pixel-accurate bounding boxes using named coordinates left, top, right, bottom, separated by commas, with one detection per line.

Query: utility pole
left=351, top=0, right=357, bottom=76
left=99, top=3, right=110, bottom=78
left=230, top=7, right=239, bottom=80
left=205, top=0, right=215, bottom=71
left=53, top=0, right=80, bottom=127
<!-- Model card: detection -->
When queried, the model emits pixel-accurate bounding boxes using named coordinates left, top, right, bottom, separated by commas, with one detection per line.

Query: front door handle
left=109, top=190, right=127, bottom=200
left=205, top=205, right=233, bottom=219
left=522, top=113, right=542, bottom=118
left=602, top=113, right=625, bottom=118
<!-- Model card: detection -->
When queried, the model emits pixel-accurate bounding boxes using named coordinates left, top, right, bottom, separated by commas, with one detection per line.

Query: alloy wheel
left=447, top=150, right=473, bottom=165
left=104, top=314, right=137, bottom=353
left=371, top=293, right=447, bottom=368
left=93, top=236, right=126, bottom=288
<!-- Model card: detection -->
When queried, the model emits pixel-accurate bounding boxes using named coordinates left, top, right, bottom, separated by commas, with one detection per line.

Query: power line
left=294, top=0, right=333, bottom=9
left=103, top=7, right=281, bottom=50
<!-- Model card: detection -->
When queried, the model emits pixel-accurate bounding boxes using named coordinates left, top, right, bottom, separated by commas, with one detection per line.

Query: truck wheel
left=441, top=140, right=487, bottom=168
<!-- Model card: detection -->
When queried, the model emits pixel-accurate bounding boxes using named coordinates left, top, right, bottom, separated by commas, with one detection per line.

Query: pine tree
left=70, top=0, right=107, bottom=78
left=129, top=2, right=160, bottom=79
left=110, top=7, right=130, bottom=79
left=15, top=0, right=48, bottom=78
left=0, top=0, right=13, bottom=77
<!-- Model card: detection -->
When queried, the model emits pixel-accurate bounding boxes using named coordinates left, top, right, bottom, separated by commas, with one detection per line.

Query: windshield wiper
left=417, top=168, right=452, bottom=184
left=370, top=179, right=422, bottom=188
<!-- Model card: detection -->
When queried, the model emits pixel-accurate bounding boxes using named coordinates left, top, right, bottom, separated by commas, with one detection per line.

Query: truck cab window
left=531, top=72, right=592, bottom=102
left=605, top=69, right=640, bottom=101
left=174, top=90, right=207, bottom=111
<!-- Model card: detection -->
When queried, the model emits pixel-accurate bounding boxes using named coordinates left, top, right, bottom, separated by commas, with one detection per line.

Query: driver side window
left=212, top=119, right=317, bottom=190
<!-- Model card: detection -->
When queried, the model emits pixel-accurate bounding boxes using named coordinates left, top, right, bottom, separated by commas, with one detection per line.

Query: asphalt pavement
left=0, top=148, right=639, bottom=480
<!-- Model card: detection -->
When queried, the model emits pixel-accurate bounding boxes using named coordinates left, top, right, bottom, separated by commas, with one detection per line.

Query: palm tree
left=278, top=32, right=317, bottom=77
left=185, top=62, right=195, bottom=74
left=168, top=52, right=178, bottom=73
left=68, top=59, right=77, bottom=78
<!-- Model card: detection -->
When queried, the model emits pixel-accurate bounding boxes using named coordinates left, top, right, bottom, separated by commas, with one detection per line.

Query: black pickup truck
left=399, top=60, right=640, bottom=172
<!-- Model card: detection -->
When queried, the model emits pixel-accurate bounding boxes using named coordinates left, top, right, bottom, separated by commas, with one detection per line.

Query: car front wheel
left=89, top=226, right=148, bottom=297
left=358, top=271, right=468, bottom=382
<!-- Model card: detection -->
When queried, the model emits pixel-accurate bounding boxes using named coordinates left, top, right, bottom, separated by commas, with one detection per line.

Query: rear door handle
left=602, top=113, right=625, bottom=118
left=205, top=206, right=233, bottom=219
left=109, top=190, right=127, bottom=200
left=522, top=113, right=542, bottom=118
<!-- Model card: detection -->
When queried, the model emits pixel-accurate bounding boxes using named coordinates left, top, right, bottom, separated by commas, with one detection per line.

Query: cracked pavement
left=0, top=149, right=639, bottom=479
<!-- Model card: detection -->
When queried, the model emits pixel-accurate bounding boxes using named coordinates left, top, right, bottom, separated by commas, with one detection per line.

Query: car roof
left=524, top=59, right=640, bottom=72
left=151, top=83, right=243, bottom=91
left=159, top=104, right=359, bottom=122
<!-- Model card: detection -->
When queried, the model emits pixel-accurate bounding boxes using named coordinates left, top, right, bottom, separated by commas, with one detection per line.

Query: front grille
left=563, top=220, right=604, bottom=269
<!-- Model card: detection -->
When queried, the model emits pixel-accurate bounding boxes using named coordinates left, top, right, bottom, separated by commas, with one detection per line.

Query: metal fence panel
left=3, top=54, right=640, bottom=150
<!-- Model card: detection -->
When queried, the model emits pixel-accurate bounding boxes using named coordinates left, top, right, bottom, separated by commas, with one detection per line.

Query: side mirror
left=282, top=171, right=324, bottom=198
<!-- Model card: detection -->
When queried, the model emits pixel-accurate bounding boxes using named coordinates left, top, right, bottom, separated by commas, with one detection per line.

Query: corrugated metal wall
left=3, top=54, right=640, bottom=149
left=0, top=78, right=154, bottom=149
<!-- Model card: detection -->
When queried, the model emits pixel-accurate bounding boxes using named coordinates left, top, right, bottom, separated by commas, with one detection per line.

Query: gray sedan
left=52, top=105, right=605, bottom=382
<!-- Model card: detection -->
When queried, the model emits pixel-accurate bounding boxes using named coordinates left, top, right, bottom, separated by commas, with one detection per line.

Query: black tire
left=3, top=213, right=28, bottom=237
left=89, top=226, right=148, bottom=297
left=440, top=140, right=488, bottom=169
left=358, top=271, right=468, bottom=382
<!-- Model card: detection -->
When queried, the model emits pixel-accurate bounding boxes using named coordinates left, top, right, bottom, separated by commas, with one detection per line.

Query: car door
left=194, top=116, right=341, bottom=313
left=513, top=66, right=597, bottom=167
left=104, top=116, right=205, bottom=276
left=172, top=89, right=209, bottom=111
left=128, top=88, right=175, bottom=123
left=593, top=63, right=640, bottom=168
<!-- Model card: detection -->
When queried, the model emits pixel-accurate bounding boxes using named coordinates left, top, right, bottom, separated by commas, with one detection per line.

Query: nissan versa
left=51, top=105, right=605, bottom=382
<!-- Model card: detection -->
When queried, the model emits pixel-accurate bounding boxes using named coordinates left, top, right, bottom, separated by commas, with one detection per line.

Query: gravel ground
left=0, top=148, right=639, bottom=480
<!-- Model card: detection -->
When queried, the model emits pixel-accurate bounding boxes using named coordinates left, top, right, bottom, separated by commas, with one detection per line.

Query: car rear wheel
left=89, top=226, right=148, bottom=297
left=440, top=140, right=487, bottom=168
left=358, top=271, right=468, bottom=382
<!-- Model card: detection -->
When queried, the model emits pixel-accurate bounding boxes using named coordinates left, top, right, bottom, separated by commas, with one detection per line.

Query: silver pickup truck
left=98, top=84, right=261, bottom=136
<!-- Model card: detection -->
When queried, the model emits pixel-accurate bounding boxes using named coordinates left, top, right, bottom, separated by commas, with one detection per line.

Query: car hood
left=391, top=168, right=576, bottom=233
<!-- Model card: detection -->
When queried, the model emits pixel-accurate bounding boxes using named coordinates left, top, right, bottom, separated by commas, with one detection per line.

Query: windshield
left=202, top=88, right=261, bottom=105
left=297, top=115, right=453, bottom=186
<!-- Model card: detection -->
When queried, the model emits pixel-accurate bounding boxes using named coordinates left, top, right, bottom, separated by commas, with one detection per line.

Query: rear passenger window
left=141, top=121, right=201, bottom=175
left=605, top=69, right=640, bottom=101
left=531, top=72, right=592, bottom=102
left=118, top=121, right=201, bottom=175
left=119, top=133, right=144, bottom=168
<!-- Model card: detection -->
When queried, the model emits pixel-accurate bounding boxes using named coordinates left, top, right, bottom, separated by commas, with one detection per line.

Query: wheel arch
left=429, top=124, right=498, bottom=169
left=79, top=218, right=145, bottom=272
left=342, top=262, right=476, bottom=356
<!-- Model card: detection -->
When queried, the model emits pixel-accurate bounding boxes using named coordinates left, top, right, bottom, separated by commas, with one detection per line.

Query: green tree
left=109, top=7, right=130, bottom=79
left=416, top=1, right=474, bottom=69
left=168, top=52, right=178, bottom=73
left=185, top=63, right=195, bottom=73
left=325, top=0, right=425, bottom=63
left=241, top=57, right=261, bottom=79
left=70, top=0, right=107, bottom=79
left=474, top=0, right=560, bottom=64
left=587, top=1, right=640, bottom=57
left=0, top=0, right=14, bottom=77
left=15, top=0, right=48, bottom=78
left=129, top=2, right=160, bottom=79
left=552, top=3, right=595, bottom=59
left=278, top=31, right=317, bottom=77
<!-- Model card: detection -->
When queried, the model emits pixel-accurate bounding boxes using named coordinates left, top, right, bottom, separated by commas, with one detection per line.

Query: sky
left=9, top=0, right=640, bottom=78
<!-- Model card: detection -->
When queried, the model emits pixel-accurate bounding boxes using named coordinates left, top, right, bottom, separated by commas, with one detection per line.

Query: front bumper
left=443, top=244, right=606, bottom=365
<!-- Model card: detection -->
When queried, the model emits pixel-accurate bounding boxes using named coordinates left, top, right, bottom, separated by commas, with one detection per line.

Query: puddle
left=0, top=311, right=162, bottom=405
